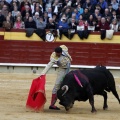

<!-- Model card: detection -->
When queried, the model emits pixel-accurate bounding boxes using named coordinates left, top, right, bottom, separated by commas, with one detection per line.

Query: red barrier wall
left=0, top=40, right=120, bottom=66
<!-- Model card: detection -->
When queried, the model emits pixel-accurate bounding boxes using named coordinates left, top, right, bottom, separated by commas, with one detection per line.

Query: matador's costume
left=41, top=45, right=72, bottom=110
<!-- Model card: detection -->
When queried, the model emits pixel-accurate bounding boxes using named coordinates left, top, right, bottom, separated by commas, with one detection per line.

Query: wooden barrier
left=0, top=28, right=120, bottom=67
left=0, top=40, right=120, bottom=66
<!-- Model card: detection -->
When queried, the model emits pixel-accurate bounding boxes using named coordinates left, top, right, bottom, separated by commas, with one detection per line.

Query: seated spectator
left=11, top=6, right=20, bottom=18
left=23, top=12, right=30, bottom=22
left=92, top=9, right=102, bottom=21
left=33, top=12, right=40, bottom=22
left=108, top=3, right=114, bottom=14
left=52, top=13, right=59, bottom=25
left=110, top=18, right=119, bottom=32
left=47, top=7, right=53, bottom=18
left=35, top=1, right=43, bottom=13
left=88, top=14, right=94, bottom=25
left=36, top=16, right=46, bottom=29
left=8, top=11, right=15, bottom=24
left=72, top=0, right=83, bottom=8
left=52, top=0, right=62, bottom=17
left=25, top=16, right=36, bottom=29
left=67, top=13, right=78, bottom=24
left=82, top=8, right=90, bottom=21
left=32, top=5, right=43, bottom=16
left=0, top=10, right=5, bottom=27
left=72, top=8, right=80, bottom=21
left=102, top=8, right=111, bottom=18
left=10, top=0, right=20, bottom=11
left=96, top=17, right=110, bottom=30
left=111, top=0, right=118, bottom=10
left=31, top=0, right=36, bottom=14
left=1, top=4, right=9, bottom=18
left=57, top=16, right=70, bottom=39
left=46, top=17, right=56, bottom=29
left=13, top=16, right=25, bottom=29
left=68, top=18, right=78, bottom=39
left=76, top=3, right=83, bottom=15
left=116, top=4, right=120, bottom=16
left=97, top=0, right=108, bottom=11
left=69, top=18, right=78, bottom=31
left=21, top=5, right=32, bottom=18
left=43, top=11, right=49, bottom=24
left=82, top=0, right=91, bottom=9
left=3, top=16, right=13, bottom=31
left=20, top=0, right=31, bottom=12
left=111, top=10, right=117, bottom=20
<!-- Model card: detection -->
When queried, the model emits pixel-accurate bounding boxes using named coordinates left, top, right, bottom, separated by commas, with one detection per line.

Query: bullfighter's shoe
left=49, top=105, right=60, bottom=110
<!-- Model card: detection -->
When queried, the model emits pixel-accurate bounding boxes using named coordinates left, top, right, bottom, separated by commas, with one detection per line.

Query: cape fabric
left=26, top=75, right=46, bottom=111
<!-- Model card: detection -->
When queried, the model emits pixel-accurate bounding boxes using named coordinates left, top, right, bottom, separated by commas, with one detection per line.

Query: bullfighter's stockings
left=49, top=94, right=60, bottom=110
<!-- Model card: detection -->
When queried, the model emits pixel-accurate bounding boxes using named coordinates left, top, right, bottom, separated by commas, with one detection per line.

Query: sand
left=0, top=73, right=120, bottom=120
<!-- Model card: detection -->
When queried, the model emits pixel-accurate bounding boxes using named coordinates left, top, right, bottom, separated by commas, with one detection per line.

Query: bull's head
left=57, top=85, right=75, bottom=111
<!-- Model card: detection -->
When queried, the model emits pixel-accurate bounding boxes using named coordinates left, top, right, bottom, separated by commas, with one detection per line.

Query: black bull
left=57, top=66, right=120, bottom=112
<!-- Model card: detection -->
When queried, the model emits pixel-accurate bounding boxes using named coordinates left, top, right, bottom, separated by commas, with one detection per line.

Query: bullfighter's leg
left=86, top=84, right=97, bottom=113
left=49, top=68, right=66, bottom=110
left=99, top=91, right=108, bottom=110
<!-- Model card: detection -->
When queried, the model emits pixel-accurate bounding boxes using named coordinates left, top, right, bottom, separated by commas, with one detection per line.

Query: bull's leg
left=86, top=84, right=97, bottom=113
left=100, top=91, right=108, bottom=110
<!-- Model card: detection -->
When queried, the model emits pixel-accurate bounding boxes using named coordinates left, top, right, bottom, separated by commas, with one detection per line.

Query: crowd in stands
left=0, top=0, right=120, bottom=40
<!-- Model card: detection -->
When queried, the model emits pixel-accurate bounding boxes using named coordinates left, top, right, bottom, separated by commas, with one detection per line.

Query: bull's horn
left=61, top=85, right=69, bottom=96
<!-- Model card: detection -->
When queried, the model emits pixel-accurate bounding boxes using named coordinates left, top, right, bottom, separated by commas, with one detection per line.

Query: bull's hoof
left=91, top=109, right=97, bottom=113
left=103, top=105, right=108, bottom=110
left=65, top=107, right=70, bottom=111
left=49, top=106, right=60, bottom=110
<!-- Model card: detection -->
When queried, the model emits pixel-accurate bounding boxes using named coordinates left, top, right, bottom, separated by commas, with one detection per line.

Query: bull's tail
left=105, top=70, right=120, bottom=104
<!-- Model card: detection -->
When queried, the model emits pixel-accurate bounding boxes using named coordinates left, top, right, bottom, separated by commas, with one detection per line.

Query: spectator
left=76, top=3, right=83, bottom=16
left=111, top=10, right=117, bottom=20
left=108, top=3, right=114, bottom=14
left=11, top=6, right=19, bottom=18
left=13, top=16, right=25, bottom=29
left=82, top=8, right=90, bottom=21
left=67, top=13, right=78, bottom=24
left=23, top=12, right=30, bottom=22
left=88, top=14, right=94, bottom=25
left=72, top=8, right=80, bottom=20
left=31, top=0, right=36, bottom=14
left=33, top=5, right=43, bottom=16
left=3, top=15, right=13, bottom=31
left=1, top=4, right=9, bottom=18
left=0, top=9, right=5, bottom=27
left=97, top=0, right=108, bottom=12
left=46, top=17, right=56, bottom=29
left=21, top=5, right=32, bottom=18
left=10, top=0, right=20, bottom=11
left=116, top=4, right=120, bottom=16
left=52, top=0, right=62, bottom=16
left=25, top=16, right=37, bottom=29
left=69, top=18, right=78, bottom=31
left=36, top=16, right=46, bottom=29
left=33, top=12, right=40, bottom=23
left=47, top=7, right=53, bottom=18
left=111, top=0, right=118, bottom=11
left=96, top=17, right=110, bottom=30
left=102, top=8, right=111, bottom=18
left=52, top=13, right=59, bottom=25
left=57, top=16, right=70, bottom=39
left=92, top=9, right=102, bottom=21
left=20, top=0, right=31, bottom=11
left=43, top=11, right=49, bottom=24
left=110, top=18, right=119, bottom=32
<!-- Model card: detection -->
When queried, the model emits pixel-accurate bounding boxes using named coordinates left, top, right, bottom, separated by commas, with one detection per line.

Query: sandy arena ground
left=0, top=73, right=120, bottom=120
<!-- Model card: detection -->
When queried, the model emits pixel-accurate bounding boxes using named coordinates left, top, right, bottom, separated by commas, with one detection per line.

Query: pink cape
left=26, top=75, right=46, bottom=111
